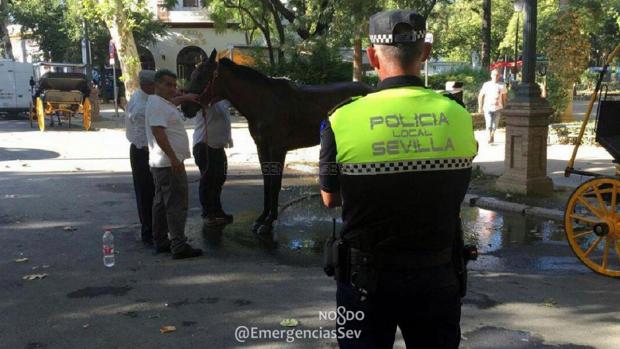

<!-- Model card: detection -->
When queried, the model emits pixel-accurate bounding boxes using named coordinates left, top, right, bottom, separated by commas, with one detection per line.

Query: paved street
left=1, top=109, right=619, bottom=349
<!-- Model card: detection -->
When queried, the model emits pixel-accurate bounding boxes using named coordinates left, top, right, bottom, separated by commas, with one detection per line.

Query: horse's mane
left=219, top=58, right=294, bottom=90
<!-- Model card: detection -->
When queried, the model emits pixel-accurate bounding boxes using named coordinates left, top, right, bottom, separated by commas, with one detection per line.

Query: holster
left=323, top=218, right=350, bottom=280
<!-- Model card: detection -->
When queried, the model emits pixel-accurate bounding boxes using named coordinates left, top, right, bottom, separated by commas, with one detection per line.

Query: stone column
left=496, top=0, right=554, bottom=195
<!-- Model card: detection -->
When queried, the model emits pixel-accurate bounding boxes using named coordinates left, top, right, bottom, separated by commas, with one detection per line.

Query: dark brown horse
left=182, top=49, right=373, bottom=234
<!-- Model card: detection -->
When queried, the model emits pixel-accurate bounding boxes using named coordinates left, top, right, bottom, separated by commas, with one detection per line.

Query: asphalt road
left=1, top=115, right=619, bottom=349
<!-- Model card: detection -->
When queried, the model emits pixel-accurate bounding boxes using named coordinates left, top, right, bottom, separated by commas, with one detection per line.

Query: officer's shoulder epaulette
left=439, top=91, right=466, bottom=108
left=328, top=95, right=363, bottom=117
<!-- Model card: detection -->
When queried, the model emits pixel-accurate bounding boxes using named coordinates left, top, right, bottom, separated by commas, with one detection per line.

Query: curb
left=465, top=194, right=564, bottom=221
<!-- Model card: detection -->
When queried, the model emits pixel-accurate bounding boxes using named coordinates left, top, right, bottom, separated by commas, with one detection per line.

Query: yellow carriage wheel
left=35, top=97, right=45, bottom=132
left=82, top=98, right=91, bottom=130
left=565, top=177, right=620, bottom=277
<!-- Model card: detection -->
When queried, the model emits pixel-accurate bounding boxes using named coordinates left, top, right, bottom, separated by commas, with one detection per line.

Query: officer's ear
left=420, top=42, right=432, bottom=62
left=367, top=46, right=380, bottom=71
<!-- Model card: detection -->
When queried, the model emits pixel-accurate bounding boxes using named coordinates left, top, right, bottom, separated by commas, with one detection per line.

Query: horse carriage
left=564, top=43, right=620, bottom=277
left=30, top=63, right=92, bottom=131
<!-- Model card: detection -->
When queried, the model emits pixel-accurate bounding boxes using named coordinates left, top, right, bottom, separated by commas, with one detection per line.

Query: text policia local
left=368, top=113, right=456, bottom=155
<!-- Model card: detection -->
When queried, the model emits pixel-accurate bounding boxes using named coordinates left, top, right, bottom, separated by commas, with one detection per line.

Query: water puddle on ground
left=460, top=206, right=565, bottom=253
left=211, top=195, right=582, bottom=272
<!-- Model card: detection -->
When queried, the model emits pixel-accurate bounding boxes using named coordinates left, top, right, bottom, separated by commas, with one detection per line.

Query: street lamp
left=513, top=0, right=524, bottom=79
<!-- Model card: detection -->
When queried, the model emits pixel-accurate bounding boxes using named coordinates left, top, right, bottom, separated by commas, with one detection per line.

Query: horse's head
left=181, top=48, right=218, bottom=118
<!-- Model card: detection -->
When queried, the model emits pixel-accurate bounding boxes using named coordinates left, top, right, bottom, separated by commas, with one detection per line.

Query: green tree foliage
left=430, top=0, right=513, bottom=63
left=546, top=10, right=590, bottom=116
left=7, top=0, right=165, bottom=98
left=203, top=0, right=338, bottom=67
left=9, top=0, right=82, bottom=62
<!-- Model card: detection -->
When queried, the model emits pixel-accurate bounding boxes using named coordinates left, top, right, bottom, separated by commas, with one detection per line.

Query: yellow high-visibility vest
left=329, top=86, right=477, bottom=175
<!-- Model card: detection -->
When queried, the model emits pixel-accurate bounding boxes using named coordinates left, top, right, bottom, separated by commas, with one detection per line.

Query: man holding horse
left=146, top=69, right=204, bottom=260
left=320, top=9, right=477, bottom=348
left=192, top=99, right=234, bottom=226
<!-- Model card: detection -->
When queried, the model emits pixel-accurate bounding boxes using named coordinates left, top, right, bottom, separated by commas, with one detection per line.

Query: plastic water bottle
left=103, top=230, right=115, bottom=267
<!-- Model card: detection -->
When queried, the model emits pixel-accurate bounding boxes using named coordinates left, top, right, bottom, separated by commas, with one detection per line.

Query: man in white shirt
left=478, top=69, right=507, bottom=144
left=146, top=69, right=202, bottom=259
left=192, top=100, right=234, bottom=226
left=126, top=70, right=155, bottom=245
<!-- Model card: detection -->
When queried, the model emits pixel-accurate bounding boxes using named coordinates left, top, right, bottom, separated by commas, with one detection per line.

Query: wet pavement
left=2, top=116, right=620, bottom=348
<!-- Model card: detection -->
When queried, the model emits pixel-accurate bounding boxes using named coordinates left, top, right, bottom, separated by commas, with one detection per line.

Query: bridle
left=198, top=64, right=220, bottom=107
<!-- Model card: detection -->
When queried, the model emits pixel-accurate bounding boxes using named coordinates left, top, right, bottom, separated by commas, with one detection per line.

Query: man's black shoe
left=172, top=245, right=203, bottom=260
left=205, top=212, right=234, bottom=226
left=154, top=242, right=171, bottom=254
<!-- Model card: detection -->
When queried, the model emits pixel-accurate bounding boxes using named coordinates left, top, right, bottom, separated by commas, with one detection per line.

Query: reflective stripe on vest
left=329, top=87, right=477, bottom=172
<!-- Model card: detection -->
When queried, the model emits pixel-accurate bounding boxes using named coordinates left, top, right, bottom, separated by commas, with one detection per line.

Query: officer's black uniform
left=319, top=10, right=475, bottom=349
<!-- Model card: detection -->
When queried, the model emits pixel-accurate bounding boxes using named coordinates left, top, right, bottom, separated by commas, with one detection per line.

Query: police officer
left=319, top=9, right=477, bottom=349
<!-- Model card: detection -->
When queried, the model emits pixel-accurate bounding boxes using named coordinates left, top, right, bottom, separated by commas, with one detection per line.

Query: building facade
left=7, top=24, right=42, bottom=63
left=145, top=0, right=246, bottom=84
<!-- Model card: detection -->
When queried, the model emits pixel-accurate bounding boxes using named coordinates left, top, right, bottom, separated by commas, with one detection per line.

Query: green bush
left=427, top=67, right=490, bottom=112
left=546, top=73, right=567, bottom=122
left=255, top=42, right=352, bottom=85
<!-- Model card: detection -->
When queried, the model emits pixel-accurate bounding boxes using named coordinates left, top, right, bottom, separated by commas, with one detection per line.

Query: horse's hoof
left=256, top=224, right=273, bottom=235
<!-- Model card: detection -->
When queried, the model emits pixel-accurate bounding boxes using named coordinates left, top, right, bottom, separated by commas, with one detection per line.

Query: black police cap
left=369, top=10, right=426, bottom=45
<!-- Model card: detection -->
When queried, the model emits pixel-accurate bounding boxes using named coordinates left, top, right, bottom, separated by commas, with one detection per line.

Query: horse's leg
left=252, top=145, right=271, bottom=233
left=257, top=148, right=286, bottom=235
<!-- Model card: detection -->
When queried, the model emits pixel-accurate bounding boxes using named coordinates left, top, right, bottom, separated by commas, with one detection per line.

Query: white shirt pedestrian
left=145, top=94, right=191, bottom=168
left=480, top=80, right=507, bottom=113
left=125, top=89, right=149, bottom=148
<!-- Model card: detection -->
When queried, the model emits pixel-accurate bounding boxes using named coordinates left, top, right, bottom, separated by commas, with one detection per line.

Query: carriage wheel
left=565, top=177, right=620, bottom=277
left=82, top=98, right=91, bottom=131
left=35, top=97, right=45, bottom=132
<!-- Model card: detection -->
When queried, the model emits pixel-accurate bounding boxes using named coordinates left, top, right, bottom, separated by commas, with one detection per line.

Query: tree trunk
left=352, top=36, right=363, bottom=82
left=481, top=0, right=491, bottom=69
left=0, top=1, right=14, bottom=60
left=99, top=0, right=140, bottom=100
left=264, top=30, right=275, bottom=67
left=269, top=3, right=285, bottom=65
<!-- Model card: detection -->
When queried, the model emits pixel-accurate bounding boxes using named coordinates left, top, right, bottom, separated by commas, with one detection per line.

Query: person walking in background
left=192, top=100, right=234, bottom=226
left=478, top=69, right=507, bottom=144
left=125, top=70, right=156, bottom=245
left=146, top=69, right=203, bottom=260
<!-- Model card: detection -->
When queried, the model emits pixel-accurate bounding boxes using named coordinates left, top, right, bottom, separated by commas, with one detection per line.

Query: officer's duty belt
left=350, top=247, right=452, bottom=271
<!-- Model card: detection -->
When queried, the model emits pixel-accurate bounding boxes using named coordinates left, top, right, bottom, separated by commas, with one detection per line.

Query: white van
left=0, top=60, right=34, bottom=117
